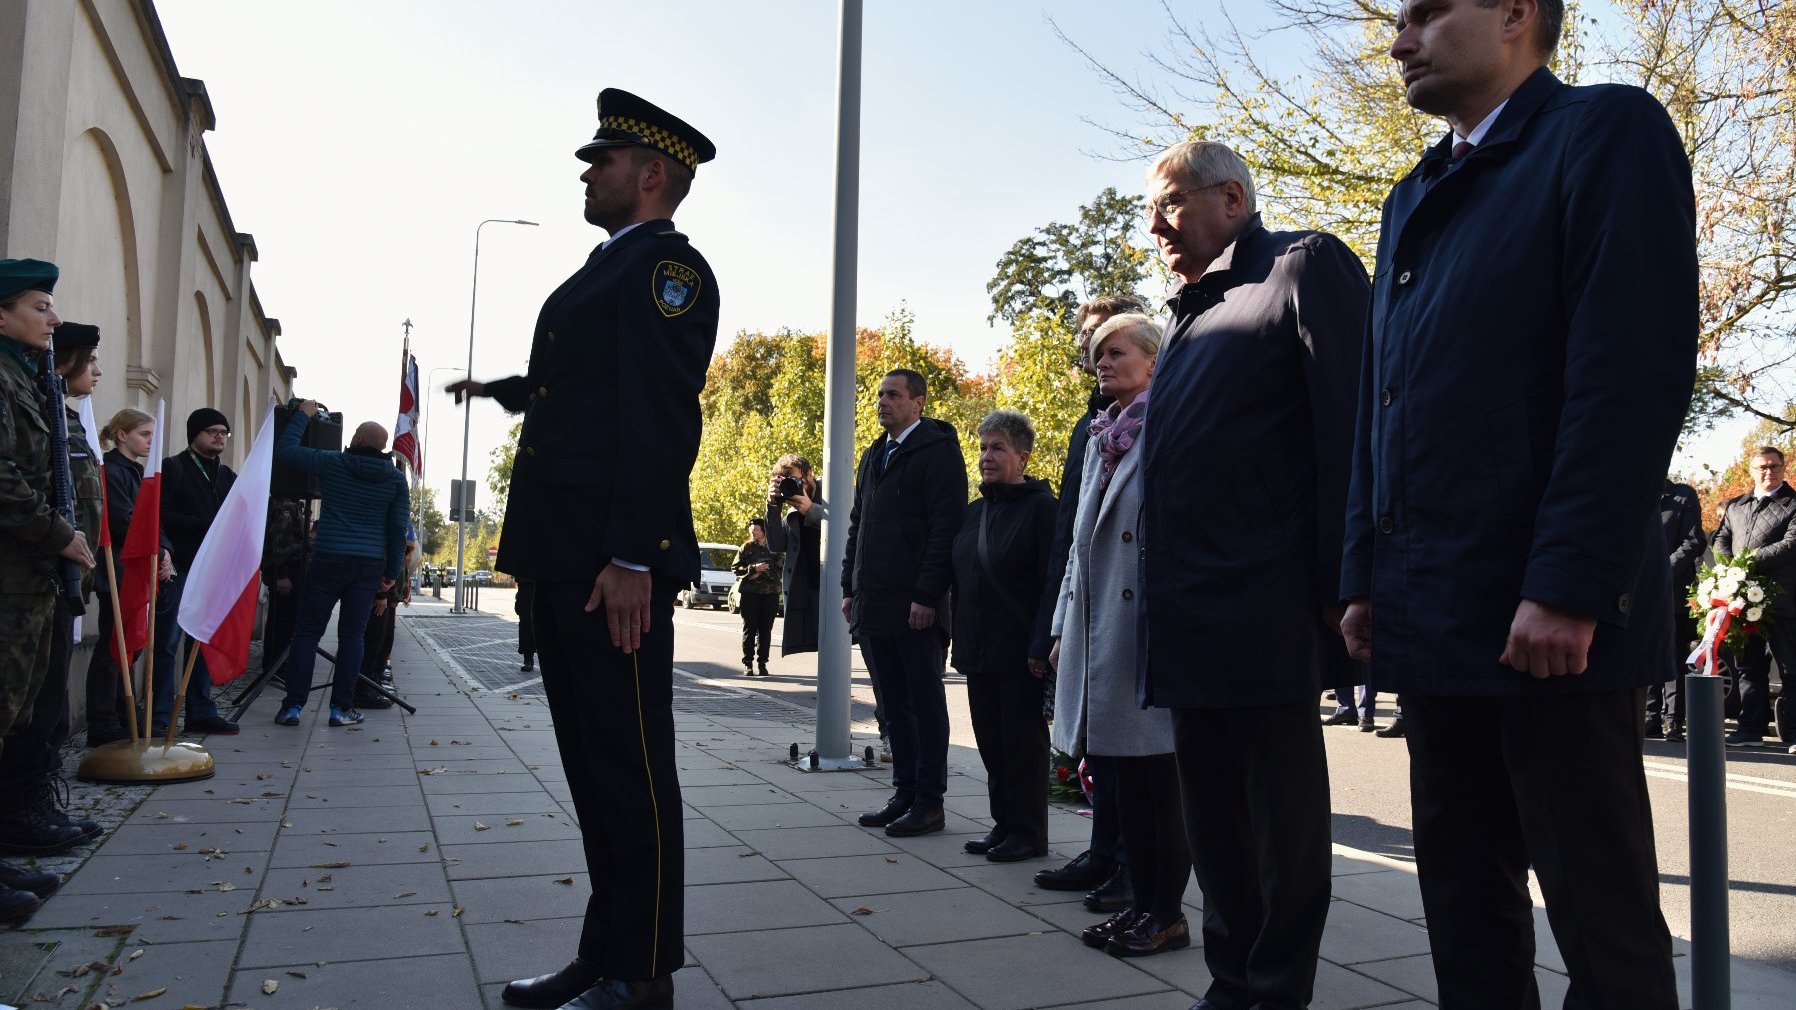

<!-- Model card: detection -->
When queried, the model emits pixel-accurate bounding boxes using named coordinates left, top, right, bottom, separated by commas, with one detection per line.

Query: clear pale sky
left=153, top=0, right=1742, bottom=500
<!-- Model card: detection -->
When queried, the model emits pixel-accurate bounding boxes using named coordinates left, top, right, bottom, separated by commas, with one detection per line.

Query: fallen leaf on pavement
left=312, top=861, right=350, bottom=869
left=474, top=821, right=491, bottom=831
left=852, top=907, right=875, bottom=915
left=419, top=842, right=431, bottom=853
left=262, top=979, right=279, bottom=995
left=394, top=891, right=416, bottom=899
left=131, top=987, right=168, bottom=1001
left=172, top=842, right=188, bottom=851
left=128, top=948, right=143, bottom=960
left=505, top=819, right=524, bottom=826
left=554, top=877, right=574, bottom=886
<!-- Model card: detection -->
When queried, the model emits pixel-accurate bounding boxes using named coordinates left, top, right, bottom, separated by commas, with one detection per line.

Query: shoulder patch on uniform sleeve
left=653, top=259, right=702, bottom=318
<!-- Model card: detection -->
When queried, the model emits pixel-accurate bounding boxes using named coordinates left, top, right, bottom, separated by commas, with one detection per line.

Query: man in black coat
left=842, top=368, right=966, bottom=838
left=151, top=408, right=240, bottom=736
left=765, top=454, right=826, bottom=656
left=1340, top=2, right=1694, bottom=1005
left=1030, top=294, right=1148, bottom=904
left=1711, top=446, right=1796, bottom=748
left=1652, top=478, right=1706, bottom=741
left=448, top=89, right=718, bottom=1010
left=1138, top=141, right=1368, bottom=1010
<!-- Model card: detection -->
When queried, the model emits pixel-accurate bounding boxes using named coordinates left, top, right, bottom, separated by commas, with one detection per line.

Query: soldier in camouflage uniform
left=0, top=320, right=108, bottom=859
left=0, top=259, right=94, bottom=925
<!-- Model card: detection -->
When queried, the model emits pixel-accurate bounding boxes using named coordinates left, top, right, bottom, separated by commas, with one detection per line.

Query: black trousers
left=360, top=601, right=398, bottom=679
left=1086, top=754, right=1125, bottom=863
left=966, top=666, right=1048, bottom=848
left=1, top=594, right=75, bottom=785
left=1109, top=752, right=1187, bottom=922
left=1172, top=702, right=1332, bottom=1010
left=860, top=629, right=949, bottom=805
left=533, top=579, right=684, bottom=980
left=1647, top=611, right=1696, bottom=729
left=84, top=595, right=131, bottom=736
left=738, top=592, right=776, bottom=667
left=1404, top=690, right=1675, bottom=1010
left=261, top=581, right=302, bottom=677
left=1731, top=608, right=1796, bottom=738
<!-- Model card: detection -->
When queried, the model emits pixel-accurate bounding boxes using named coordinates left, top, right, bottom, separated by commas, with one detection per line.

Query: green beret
left=53, top=322, right=100, bottom=351
left=0, top=258, right=59, bottom=302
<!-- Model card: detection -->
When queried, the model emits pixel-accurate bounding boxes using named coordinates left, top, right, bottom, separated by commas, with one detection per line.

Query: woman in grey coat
left=1050, top=313, right=1188, bottom=959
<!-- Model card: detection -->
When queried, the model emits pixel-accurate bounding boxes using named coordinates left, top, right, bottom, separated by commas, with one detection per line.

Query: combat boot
left=0, top=882, right=40, bottom=927
left=36, top=774, right=102, bottom=843
left=0, top=783, right=87, bottom=856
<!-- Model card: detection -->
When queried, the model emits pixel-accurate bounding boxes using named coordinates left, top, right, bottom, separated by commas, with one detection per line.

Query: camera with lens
left=287, top=397, right=337, bottom=424
left=777, top=475, right=805, bottom=500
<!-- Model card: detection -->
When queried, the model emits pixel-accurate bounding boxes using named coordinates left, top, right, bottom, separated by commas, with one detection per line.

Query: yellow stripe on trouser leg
left=632, top=651, right=664, bottom=977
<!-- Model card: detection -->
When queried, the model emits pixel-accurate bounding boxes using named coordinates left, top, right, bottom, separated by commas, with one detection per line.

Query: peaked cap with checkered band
left=575, top=89, right=716, bottom=172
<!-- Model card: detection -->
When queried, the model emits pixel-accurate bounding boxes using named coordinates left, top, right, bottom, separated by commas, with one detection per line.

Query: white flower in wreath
left=1727, top=565, right=1747, bottom=581
left=1747, top=584, right=1766, bottom=603
left=1747, top=606, right=1765, bottom=623
left=1698, top=579, right=1717, bottom=601
left=1719, top=578, right=1742, bottom=599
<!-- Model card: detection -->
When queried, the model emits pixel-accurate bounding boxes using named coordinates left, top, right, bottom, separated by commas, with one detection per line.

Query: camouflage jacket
left=67, top=403, right=102, bottom=598
left=0, top=338, right=74, bottom=593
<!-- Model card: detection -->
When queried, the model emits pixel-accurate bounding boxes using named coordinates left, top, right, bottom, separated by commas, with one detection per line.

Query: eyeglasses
left=200, top=427, right=231, bottom=438
left=1146, top=181, right=1228, bottom=221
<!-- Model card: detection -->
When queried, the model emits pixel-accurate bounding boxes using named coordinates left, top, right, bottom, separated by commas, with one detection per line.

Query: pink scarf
left=1088, top=390, right=1149, bottom=491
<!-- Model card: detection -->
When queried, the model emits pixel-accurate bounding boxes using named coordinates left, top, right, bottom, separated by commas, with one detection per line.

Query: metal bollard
left=1684, top=671, right=1730, bottom=1010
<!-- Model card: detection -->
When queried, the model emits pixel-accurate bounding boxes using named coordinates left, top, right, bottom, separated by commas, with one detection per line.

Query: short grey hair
left=978, top=409, right=1036, bottom=456
left=1087, top=312, right=1163, bottom=369
left=1150, top=140, right=1257, bottom=215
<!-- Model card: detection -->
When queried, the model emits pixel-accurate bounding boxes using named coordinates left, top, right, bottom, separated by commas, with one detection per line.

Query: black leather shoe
left=964, top=832, right=1004, bottom=855
left=1321, top=708, right=1356, bottom=726
left=1644, top=720, right=1664, bottom=739
left=1084, top=864, right=1134, bottom=912
left=986, top=838, right=1047, bottom=862
left=1375, top=718, right=1406, bottom=739
left=858, top=795, right=911, bottom=828
left=1081, top=907, right=1139, bottom=949
left=353, top=690, right=396, bottom=710
left=0, top=861, right=59, bottom=899
left=501, top=958, right=604, bottom=1008
left=1665, top=725, right=1686, bottom=743
left=86, top=725, right=128, bottom=747
left=1034, top=849, right=1112, bottom=891
left=184, top=714, right=240, bottom=735
left=0, top=884, right=40, bottom=927
left=1106, top=913, right=1190, bottom=957
left=0, top=802, right=86, bottom=856
left=884, top=806, right=945, bottom=837
left=562, top=976, right=673, bottom=1009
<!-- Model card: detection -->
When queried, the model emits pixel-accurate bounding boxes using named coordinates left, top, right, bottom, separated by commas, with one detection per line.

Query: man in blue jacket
left=272, top=401, right=408, bottom=728
left=1341, top=1, right=1694, bottom=1005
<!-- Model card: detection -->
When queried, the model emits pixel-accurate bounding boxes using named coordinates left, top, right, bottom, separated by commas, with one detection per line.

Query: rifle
left=36, top=337, right=86, bottom=616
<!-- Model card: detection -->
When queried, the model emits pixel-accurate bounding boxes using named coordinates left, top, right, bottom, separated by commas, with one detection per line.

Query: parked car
left=681, top=544, right=740, bottom=609
left=727, top=579, right=784, bottom=618
left=469, top=570, right=493, bottom=583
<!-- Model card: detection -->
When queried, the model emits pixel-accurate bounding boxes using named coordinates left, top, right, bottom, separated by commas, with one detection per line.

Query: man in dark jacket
left=1340, top=2, right=1694, bottom=1005
left=151, top=407, right=239, bottom=736
left=765, top=454, right=826, bottom=657
left=271, top=403, right=409, bottom=728
left=843, top=368, right=966, bottom=838
left=1030, top=294, right=1148, bottom=905
left=1139, top=141, right=1368, bottom=1010
left=1711, top=446, right=1796, bottom=747
left=1652, top=478, right=1706, bottom=741
left=732, top=518, right=780, bottom=676
left=446, top=89, right=718, bottom=1010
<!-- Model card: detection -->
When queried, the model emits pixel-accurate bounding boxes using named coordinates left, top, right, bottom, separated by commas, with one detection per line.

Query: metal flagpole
left=1685, top=666, right=1730, bottom=1008
left=803, top=0, right=863, bottom=771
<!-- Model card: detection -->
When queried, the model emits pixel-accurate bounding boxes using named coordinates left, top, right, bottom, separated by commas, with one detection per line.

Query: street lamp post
left=454, top=218, right=538, bottom=614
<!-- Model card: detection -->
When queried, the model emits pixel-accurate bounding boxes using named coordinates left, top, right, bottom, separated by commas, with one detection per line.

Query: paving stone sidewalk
left=2, top=603, right=1789, bottom=1010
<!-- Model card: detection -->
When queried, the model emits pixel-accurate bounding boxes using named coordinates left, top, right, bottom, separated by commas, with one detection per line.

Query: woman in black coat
left=951, top=410, right=1057, bottom=862
left=765, top=454, right=826, bottom=656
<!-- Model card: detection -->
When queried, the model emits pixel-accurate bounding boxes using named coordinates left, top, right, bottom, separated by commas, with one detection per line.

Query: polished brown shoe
left=563, top=976, right=674, bottom=1009
left=1105, top=913, right=1190, bottom=958
left=501, top=957, right=604, bottom=1008
left=1080, top=907, right=1140, bottom=949
left=857, top=795, right=911, bottom=828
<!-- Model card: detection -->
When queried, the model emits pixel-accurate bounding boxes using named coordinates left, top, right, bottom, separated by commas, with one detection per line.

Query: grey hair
left=977, top=409, right=1036, bottom=456
left=1149, top=140, right=1257, bottom=215
left=1087, top=312, right=1163, bottom=369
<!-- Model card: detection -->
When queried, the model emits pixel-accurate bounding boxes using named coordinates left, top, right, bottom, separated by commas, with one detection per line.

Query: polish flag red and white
left=114, top=399, right=165, bottom=668
left=178, top=400, right=275, bottom=685
left=391, top=353, right=421, bottom=474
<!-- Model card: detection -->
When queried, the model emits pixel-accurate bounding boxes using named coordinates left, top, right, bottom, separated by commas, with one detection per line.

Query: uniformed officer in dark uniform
left=448, top=89, right=718, bottom=1010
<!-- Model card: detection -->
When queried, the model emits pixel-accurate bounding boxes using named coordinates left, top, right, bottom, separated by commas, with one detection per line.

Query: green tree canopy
left=986, top=186, right=1156, bottom=327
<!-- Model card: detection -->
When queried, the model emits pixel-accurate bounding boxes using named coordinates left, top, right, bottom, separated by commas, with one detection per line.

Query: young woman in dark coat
left=951, top=410, right=1057, bottom=862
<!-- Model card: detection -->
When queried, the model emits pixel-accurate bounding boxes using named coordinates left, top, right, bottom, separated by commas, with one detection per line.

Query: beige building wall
left=0, top=0, right=294, bottom=728
left=0, top=0, right=293, bottom=460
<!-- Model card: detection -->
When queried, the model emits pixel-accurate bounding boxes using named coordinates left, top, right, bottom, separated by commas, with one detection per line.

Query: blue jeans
left=153, top=570, right=222, bottom=727
left=860, top=629, right=949, bottom=806
left=280, top=552, right=384, bottom=711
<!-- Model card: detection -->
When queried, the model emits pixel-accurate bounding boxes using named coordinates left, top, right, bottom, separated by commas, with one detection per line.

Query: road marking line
left=1641, top=759, right=1796, bottom=799
left=402, top=621, right=487, bottom=694
left=490, top=676, right=543, bottom=694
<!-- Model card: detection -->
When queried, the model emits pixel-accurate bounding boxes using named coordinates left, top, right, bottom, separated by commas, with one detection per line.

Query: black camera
left=287, top=397, right=337, bottom=424
left=777, top=476, right=804, bottom=500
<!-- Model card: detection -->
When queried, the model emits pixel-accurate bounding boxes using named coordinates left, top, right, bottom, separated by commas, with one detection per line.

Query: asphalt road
left=458, top=587, right=1796, bottom=973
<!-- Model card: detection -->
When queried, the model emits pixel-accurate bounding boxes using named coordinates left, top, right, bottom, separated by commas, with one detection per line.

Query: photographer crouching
left=271, top=400, right=409, bottom=728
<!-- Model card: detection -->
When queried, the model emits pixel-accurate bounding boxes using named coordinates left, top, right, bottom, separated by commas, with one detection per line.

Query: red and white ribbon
left=1687, top=599, right=1743, bottom=675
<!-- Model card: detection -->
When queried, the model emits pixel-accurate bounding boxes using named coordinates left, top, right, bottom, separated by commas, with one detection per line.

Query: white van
left=680, top=542, right=740, bottom=609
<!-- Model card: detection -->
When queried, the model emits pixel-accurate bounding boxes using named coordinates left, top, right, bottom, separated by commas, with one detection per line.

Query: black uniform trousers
left=533, top=579, right=684, bottom=980
left=1646, top=611, right=1696, bottom=730
left=965, top=665, right=1048, bottom=849
left=360, top=602, right=398, bottom=680
left=84, top=597, right=132, bottom=737
left=1109, top=752, right=1187, bottom=923
left=0, top=594, right=75, bottom=786
left=261, top=581, right=302, bottom=678
left=1172, top=702, right=1332, bottom=1010
left=1731, top=610, right=1796, bottom=739
left=738, top=592, right=776, bottom=668
left=1404, top=690, right=1675, bottom=1010
left=1085, top=754, right=1126, bottom=863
